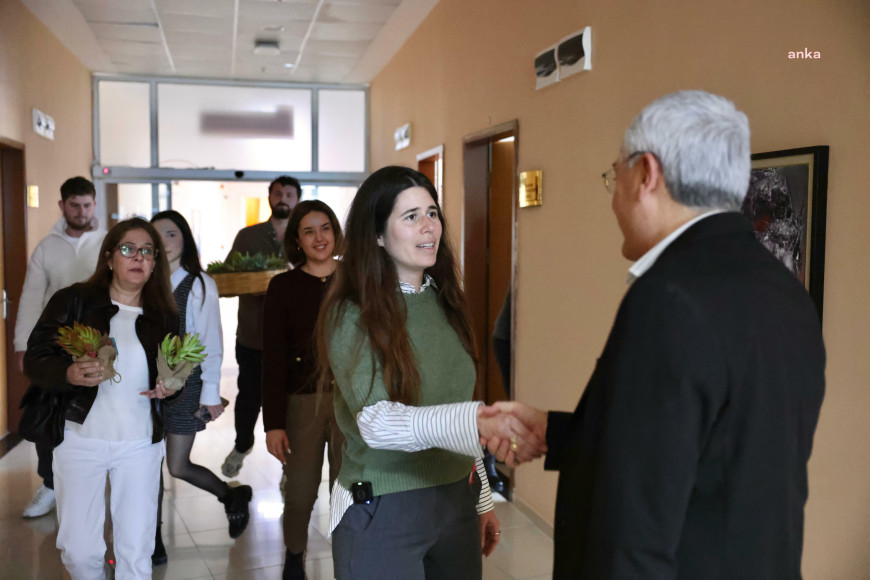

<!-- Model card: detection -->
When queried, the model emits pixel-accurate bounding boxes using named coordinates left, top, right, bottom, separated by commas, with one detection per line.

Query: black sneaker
left=151, top=524, right=167, bottom=566
left=223, top=485, right=253, bottom=539
left=283, top=549, right=306, bottom=580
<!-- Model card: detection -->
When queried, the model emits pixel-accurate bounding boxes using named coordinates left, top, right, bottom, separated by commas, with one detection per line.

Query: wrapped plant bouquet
left=157, top=333, right=207, bottom=392
left=57, top=322, right=120, bottom=383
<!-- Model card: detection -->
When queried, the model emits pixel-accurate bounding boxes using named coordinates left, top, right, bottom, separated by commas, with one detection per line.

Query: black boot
left=151, top=522, right=167, bottom=566
left=222, top=484, right=253, bottom=539
left=484, top=452, right=505, bottom=494
left=283, top=549, right=306, bottom=580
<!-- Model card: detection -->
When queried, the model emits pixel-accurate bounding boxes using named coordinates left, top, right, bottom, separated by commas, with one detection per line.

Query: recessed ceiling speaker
left=254, top=39, right=280, bottom=56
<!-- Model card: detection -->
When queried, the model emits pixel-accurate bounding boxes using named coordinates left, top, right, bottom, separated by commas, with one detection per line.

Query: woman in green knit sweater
left=317, top=166, right=525, bottom=579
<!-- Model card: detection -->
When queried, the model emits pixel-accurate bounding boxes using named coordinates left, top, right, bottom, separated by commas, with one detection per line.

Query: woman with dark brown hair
left=24, top=218, right=178, bottom=579
left=262, top=200, right=345, bottom=580
left=150, top=210, right=251, bottom=565
left=317, top=166, right=527, bottom=579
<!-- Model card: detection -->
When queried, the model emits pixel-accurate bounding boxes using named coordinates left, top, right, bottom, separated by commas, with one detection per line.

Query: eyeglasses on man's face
left=601, top=151, right=647, bottom=194
left=117, top=243, right=158, bottom=261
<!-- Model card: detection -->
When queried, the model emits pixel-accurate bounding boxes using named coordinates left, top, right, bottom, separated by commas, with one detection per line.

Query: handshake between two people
left=476, top=402, right=548, bottom=467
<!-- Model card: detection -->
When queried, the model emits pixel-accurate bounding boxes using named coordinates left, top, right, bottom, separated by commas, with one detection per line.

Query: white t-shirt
left=67, top=302, right=152, bottom=441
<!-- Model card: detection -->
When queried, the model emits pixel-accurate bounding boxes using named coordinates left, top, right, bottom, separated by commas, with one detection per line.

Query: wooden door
left=0, top=140, right=29, bottom=436
left=417, top=145, right=444, bottom=206
left=462, top=140, right=490, bottom=400
left=462, top=121, right=517, bottom=404
left=486, top=138, right=514, bottom=402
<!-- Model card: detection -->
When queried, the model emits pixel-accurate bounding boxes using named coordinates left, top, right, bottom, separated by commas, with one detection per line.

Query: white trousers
left=53, top=429, right=163, bottom=580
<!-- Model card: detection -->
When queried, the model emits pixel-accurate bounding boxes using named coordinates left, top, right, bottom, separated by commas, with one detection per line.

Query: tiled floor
left=0, top=370, right=553, bottom=579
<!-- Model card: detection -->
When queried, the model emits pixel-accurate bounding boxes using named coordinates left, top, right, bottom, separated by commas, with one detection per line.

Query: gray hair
left=623, top=90, right=751, bottom=211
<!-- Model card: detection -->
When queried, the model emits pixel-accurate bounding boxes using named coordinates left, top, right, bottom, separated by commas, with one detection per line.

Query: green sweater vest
left=329, top=289, right=477, bottom=497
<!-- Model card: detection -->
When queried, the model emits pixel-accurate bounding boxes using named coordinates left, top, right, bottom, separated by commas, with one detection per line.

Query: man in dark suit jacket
left=485, top=91, right=826, bottom=579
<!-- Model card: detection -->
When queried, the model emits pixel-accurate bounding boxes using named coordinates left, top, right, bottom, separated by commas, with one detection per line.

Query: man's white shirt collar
left=627, top=210, right=724, bottom=284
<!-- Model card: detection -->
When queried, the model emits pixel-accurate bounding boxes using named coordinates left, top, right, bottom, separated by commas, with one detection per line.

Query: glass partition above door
left=93, top=75, right=369, bottom=185
left=99, top=82, right=151, bottom=167
left=158, top=84, right=313, bottom=172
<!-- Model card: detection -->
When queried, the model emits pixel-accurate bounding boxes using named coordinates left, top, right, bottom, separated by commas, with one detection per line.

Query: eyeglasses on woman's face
left=116, top=243, right=158, bottom=261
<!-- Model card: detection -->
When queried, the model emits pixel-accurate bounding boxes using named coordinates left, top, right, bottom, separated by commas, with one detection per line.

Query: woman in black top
left=262, top=200, right=345, bottom=580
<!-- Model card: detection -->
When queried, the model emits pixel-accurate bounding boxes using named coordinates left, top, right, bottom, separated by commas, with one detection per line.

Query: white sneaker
left=221, top=447, right=252, bottom=478
left=22, top=485, right=56, bottom=518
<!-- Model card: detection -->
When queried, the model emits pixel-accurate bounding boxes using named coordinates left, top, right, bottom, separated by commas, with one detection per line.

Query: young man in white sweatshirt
left=14, top=176, right=106, bottom=518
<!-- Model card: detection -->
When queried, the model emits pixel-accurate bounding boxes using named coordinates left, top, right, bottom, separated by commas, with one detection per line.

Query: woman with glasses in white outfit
left=24, top=218, right=177, bottom=580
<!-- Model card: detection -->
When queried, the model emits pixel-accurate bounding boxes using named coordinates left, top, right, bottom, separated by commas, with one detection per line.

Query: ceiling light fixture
left=253, top=39, right=280, bottom=56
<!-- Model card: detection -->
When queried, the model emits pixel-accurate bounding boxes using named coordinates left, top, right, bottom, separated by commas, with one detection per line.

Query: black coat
left=24, top=283, right=178, bottom=444
left=545, top=213, right=826, bottom=579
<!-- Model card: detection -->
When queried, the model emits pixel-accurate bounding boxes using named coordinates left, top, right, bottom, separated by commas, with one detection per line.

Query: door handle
left=2, top=289, right=13, bottom=320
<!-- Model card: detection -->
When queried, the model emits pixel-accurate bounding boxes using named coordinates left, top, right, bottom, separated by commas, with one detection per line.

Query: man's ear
left=57, top=199, right=65, bottom=212
left=638, top=152, right=666, bottom=201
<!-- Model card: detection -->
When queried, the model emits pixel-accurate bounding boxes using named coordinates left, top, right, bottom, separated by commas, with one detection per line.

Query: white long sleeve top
left=14, top=218, right=106, bottom=351
left=328, top=400, right=494, bottom=535
left=170, top=268, right=224, bottom=405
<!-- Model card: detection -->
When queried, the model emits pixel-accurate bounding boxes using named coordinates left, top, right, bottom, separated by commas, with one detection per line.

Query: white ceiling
left=21, top=0, right=439, bottom=84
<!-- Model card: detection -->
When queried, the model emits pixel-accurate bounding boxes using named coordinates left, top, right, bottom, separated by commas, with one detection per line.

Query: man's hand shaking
left=477, top=402, right=548, bottom=467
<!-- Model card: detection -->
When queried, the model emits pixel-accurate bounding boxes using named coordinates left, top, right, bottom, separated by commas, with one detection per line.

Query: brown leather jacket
left=23, top=283, right=178, bottom=444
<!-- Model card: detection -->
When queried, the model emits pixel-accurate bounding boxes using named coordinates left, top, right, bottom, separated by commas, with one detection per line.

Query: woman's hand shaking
left=477, top=402, right=548, bottom=467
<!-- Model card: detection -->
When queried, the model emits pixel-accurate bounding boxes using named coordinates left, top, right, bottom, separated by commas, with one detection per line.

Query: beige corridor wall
left=0, top=0, right=94, bottom=254
left=368, top=0, right=870, bottom=576
left=0, top=1, right=92, bottom=436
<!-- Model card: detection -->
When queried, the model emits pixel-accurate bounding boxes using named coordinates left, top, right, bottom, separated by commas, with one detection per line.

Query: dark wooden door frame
left=0, top=137, right=29, bottom=436
left=461, top=120, right=519, bottom=403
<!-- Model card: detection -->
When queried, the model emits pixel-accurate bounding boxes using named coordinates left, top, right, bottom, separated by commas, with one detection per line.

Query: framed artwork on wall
left=741, top=146, right=829, bottom=321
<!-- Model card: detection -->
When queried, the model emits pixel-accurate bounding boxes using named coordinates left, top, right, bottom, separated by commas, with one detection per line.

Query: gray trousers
left=332, top=474, right=483, bottom=580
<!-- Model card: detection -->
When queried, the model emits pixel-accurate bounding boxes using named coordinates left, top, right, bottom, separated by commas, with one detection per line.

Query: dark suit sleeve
left=544, top=411, right=573, bottom=470
left=582, top=279, right=727, bottom=578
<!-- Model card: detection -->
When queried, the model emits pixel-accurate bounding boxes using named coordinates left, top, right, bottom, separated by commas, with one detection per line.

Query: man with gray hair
left=484, top=91, right=826, bottom=578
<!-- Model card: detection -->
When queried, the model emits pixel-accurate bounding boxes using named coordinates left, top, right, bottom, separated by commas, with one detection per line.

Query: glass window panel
left=157, top=183, right=170, bottom=212
left=313, top=186, right=359, bottom=226
left=158, top=84, right=312, bottom=171
left=99, top=82, right=151, bottom=167
left=116, top=183, right=153, bottom=219
left=318, top=90, right=366, bottom=172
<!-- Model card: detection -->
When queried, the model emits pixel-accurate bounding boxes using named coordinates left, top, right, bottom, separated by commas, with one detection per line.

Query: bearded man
left=222, top=175, right=301, bottom=477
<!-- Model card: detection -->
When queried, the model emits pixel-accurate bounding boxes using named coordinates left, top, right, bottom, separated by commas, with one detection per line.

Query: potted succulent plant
left=206, top=252, right=287, bottom=297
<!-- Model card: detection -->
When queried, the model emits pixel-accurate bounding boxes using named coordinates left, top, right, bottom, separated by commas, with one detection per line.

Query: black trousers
left=332, top=475, right=483, bottom=580
left=233, top=343, right=262, bottom=453
left=36, top=442, right=54, bottom=489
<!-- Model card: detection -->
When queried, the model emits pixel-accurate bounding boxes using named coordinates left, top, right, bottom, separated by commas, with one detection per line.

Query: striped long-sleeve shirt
left=328, top=400, right=493, bottom=535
